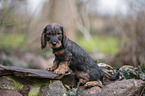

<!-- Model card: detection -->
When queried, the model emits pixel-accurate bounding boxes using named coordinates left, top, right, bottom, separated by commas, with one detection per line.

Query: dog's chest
left=54, top=49, right=66, bottom=60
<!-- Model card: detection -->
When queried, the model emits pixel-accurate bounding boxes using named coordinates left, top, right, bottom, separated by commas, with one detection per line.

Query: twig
left=140, top=87, right=145, bottom=96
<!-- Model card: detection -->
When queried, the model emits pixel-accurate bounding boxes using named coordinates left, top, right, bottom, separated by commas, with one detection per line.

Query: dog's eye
left=58, top=33, right=61, bottom=35
left=47, top=33, right=51, bottom=35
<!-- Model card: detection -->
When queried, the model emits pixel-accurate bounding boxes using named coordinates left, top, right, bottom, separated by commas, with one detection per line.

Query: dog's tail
left=104, top=70, right=120, bottom=81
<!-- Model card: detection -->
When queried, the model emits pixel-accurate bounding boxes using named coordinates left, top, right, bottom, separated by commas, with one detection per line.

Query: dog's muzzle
left=52, top=42, right=57, bottom=46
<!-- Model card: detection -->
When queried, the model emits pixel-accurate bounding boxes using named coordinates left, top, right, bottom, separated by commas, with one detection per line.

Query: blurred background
left=0, top=0, right=145, bottom=69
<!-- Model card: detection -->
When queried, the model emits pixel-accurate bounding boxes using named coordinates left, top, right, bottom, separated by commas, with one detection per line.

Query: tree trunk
left=116, top=13, right=145, bottom=67
left=42, top=0, right=78, bottom=41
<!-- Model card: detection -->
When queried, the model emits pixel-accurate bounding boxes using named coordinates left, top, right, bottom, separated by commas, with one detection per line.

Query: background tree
left=42, top=0, right=78, bottom=41
left=115, top=0, right=145, bottom=67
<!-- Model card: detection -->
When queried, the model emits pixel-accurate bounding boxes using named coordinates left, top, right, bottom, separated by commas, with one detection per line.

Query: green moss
left=78, top=36, right=119, bottom=55
left=7, top=77, right=24, bottom=91
left=28, top=81, right=50, bottom=96
left=7, top=77, right=48, bottom=96
left=28, top=84, right=42, bottom=96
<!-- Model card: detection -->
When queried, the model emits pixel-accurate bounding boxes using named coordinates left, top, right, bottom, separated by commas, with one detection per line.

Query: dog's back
left=65, top=38, right=104, bottom=81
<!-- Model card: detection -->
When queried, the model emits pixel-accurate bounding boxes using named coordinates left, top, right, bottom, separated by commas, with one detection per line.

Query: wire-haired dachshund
left=41, top=23, right=119, bottom=87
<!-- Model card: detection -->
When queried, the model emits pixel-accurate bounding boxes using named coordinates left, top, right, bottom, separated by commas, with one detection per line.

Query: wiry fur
left=41, top=23, right=120, bottom=87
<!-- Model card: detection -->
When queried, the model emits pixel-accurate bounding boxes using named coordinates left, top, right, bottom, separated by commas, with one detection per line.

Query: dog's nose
left=52, top=42, right=57, bottom=46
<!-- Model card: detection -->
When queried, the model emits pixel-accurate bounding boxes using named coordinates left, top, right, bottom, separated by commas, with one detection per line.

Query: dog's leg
left=75, top=71, right=90, bottom=81
left=46, top=59, right=59, bottom=71
left=84, top=80, right=102, bottom=88
left=54, top=61, right=69, bottom=74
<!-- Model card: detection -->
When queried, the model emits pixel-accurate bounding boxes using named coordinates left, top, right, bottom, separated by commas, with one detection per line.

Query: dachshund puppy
left=41, top=23, right=119, bottom=87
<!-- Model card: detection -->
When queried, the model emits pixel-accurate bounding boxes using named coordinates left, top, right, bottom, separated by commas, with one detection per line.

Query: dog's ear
left=41, top=26, right=47, bottom=49
left=60, top=26, right=67, bottom=47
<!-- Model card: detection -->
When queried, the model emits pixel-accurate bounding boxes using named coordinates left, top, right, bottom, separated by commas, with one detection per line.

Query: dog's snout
left=52, top=42, right=57, bottom=46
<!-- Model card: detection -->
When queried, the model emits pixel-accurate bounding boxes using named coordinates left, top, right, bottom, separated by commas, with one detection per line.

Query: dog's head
left=41, top=23, right=67, bottom=49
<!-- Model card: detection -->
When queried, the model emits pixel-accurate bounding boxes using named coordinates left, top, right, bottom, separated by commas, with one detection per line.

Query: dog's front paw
left=46, top=66, right=56, bottom=71
left=54, top=68, right=66, bottom=74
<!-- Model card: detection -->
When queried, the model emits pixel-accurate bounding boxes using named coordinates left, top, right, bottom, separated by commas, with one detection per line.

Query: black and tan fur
left=41, top=23, right=119, bottom=87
